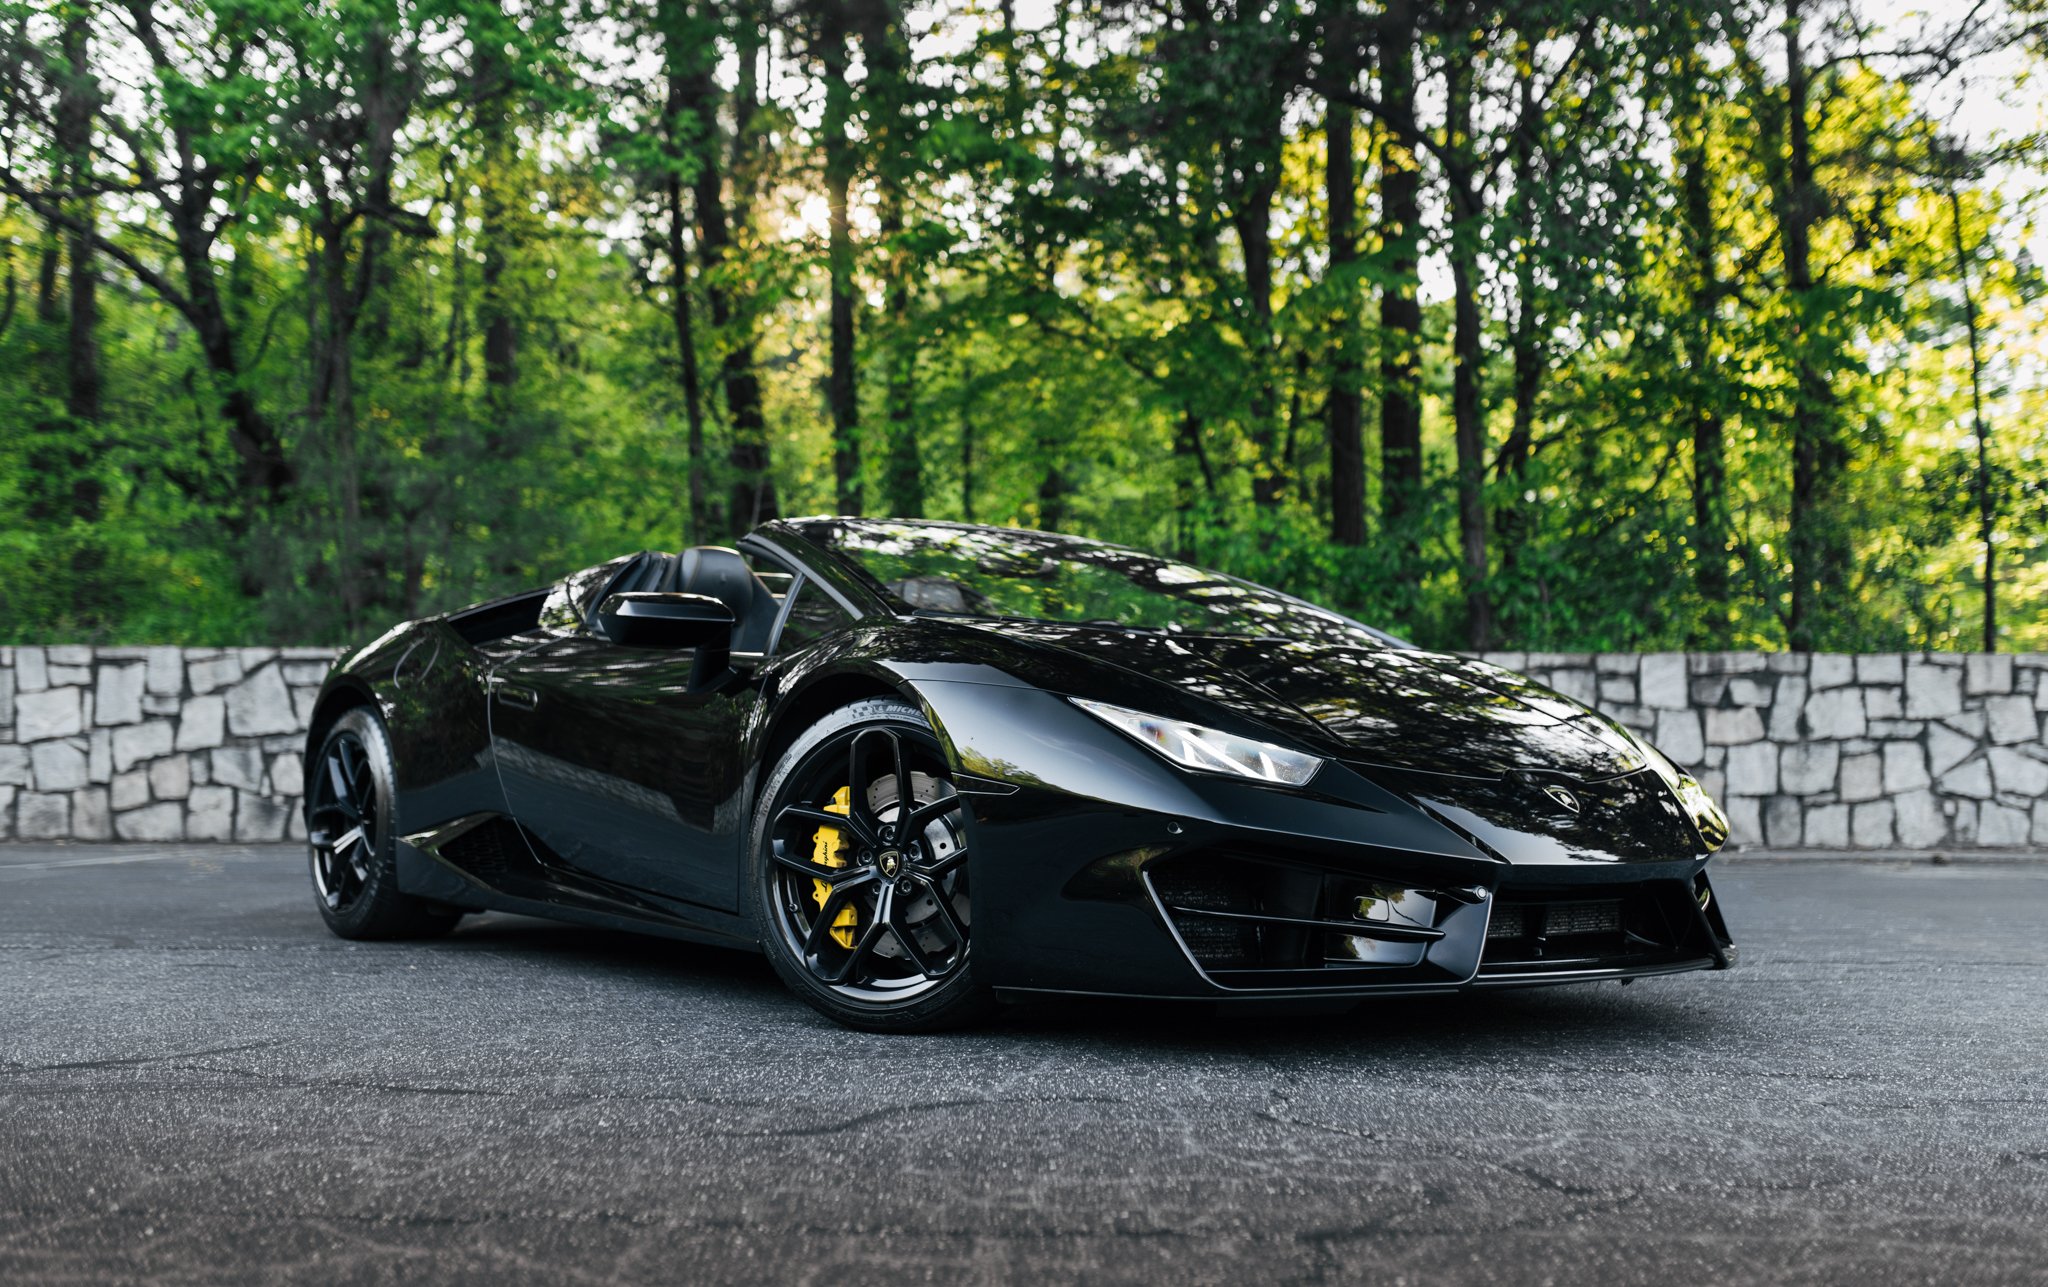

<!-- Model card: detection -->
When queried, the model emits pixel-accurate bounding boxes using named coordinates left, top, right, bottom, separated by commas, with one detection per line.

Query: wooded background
left=2, top=0, right=2045, bottom=651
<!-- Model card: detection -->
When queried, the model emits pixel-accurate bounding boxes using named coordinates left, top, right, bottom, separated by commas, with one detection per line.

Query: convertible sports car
left=304, top=517, right=1736, bottom=1030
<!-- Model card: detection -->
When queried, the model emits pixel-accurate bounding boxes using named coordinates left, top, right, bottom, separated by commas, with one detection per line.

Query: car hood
left=960, top=621, right=1644, bottom=782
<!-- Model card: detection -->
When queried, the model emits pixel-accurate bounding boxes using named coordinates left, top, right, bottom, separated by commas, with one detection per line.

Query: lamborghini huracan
left=303, top=518, right=1736, bottom=1030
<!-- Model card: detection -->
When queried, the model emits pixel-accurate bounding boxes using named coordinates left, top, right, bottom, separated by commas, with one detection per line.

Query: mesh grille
left=1487, top=899, right=1622, bottom=940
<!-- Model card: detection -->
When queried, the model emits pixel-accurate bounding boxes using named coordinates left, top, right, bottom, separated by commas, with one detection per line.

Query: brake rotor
left=866, top=770, right=969, bottom=961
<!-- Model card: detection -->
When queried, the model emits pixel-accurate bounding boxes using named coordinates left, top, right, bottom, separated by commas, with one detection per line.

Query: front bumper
left=915, top=678, right=1736, bottom=1001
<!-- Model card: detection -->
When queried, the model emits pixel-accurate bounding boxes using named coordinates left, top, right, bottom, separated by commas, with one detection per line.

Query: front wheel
left=745, top=698, right=996, bottom=1032
left=307, top=707, right=463, bottom=941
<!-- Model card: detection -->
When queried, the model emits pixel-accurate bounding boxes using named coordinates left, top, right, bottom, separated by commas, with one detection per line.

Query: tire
left=745, top=697, right=997, bottom=1032
left=306, top=707, right=463, bottom=941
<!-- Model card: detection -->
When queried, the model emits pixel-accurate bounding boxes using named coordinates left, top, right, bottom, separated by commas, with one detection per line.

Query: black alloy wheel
left=748, top=698, right=994, bottom=1031
left=307, top=707, right=462, bottom=941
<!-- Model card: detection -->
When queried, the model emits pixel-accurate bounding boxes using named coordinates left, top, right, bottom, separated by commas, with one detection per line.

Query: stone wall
left=1481, top=651, right=2048, bottom=850
left=2, top=647, right=2043, bottom=847
left=0, top=646, right=336, bottom=842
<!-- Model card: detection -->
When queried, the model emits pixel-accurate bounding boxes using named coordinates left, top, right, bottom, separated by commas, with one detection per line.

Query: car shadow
left=418, top=910, right=1726, bottom=1058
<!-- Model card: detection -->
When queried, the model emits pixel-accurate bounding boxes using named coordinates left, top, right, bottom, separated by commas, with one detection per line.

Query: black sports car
left=304, top=518, right=1736, bottom=1030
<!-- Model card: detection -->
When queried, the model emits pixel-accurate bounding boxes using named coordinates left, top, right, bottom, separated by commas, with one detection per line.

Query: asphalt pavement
left=2, top=843, right=2045, bottom=1286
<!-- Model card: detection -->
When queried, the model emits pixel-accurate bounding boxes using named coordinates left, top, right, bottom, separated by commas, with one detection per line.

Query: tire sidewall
left=743, top=696, right=993, bottom=1032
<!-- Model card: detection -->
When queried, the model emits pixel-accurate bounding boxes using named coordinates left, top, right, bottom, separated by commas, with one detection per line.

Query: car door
left=486, top=553, right=795, bottom=912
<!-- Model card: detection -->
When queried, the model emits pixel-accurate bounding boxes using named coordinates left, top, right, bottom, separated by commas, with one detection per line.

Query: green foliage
left=0, top=0, right=2043, bottom=650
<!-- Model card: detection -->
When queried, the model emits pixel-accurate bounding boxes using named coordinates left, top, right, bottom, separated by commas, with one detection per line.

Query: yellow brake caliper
left=812, top=786, right=859, bottom=950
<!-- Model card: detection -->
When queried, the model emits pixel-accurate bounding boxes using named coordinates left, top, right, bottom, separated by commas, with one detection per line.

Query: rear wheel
left=307, top=708, right=462, bottom=941
left=746, top=698, right=995, bottom=1031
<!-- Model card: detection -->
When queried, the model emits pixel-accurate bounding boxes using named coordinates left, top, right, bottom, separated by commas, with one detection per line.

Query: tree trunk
left=57, top=12, right=98, bottom=423
left=666, top=174, right=709, bottom=546
left=821, top=11, right=861, bottom=514
left=1949, top=185, right=1995, bottom=652
left=1775, top=0, right=1846, bottom=652
left=1376, top=0, right=1424, bottom=555
left=1679, top=47, right=1729, bottom=637
left=959, top=361, right=976, bottom=523
left=1324, top=86, right=1365, bottom=546
left=1447, top=37, right=1492, bottom=650
left=1234, top=176, right=1285, bottom=510
left=477, top=4, right=518, bottom=413
left=860, top=0, right=921, bottom=518
left=684, top=11, right=775, bottom=534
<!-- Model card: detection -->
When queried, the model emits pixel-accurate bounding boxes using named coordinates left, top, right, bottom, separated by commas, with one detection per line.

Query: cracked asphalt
left=2, top=844, right=2045, bottom=1286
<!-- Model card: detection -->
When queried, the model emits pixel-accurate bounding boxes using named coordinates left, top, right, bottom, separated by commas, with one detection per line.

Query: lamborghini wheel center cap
left=877, top=849, right=903, bottom=878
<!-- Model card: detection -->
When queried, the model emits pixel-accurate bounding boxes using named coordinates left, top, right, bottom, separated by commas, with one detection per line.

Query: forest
left=1, top=0, right=2045, bottom=652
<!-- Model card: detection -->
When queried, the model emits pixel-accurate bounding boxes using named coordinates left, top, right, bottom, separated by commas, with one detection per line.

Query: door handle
left=490, top=676, right=540, bottom=710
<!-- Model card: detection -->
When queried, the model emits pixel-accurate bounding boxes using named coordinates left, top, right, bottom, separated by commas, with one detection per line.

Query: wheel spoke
left=914, top=846, right=967, bottom=878
left=846, top=733, right=878, bottom=833
left=924, top=878, right=970, bottom=950
left=885, top=888, right=949, bottom=977
left=902, top=793, right=961, bottom=834
left=822, top=886, right=893, bottom=984
left=888, top=731, right=911, bottom=821
left=778, top=802, right=874, bottom=848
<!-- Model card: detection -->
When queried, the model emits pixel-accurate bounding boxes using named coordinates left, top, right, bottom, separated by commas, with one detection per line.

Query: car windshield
left=795, top=519, right=1395, bottom=647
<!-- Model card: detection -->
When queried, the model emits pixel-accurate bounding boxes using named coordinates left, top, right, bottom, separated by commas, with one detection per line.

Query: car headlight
left=1070, top=698, right=1323, bottom=787
left=1618, top=724, right=1730, bottom=850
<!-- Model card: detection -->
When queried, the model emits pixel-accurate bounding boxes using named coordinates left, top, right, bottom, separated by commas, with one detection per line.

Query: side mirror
left=596, top=592, right=735, bottom=652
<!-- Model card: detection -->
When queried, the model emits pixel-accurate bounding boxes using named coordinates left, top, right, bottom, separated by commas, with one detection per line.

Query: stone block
left=1938, top=756, right=1993, bottom=800
left=1725, top=795, right=1762, bottom=846
left=291, top=687, right=320, bottom=728
left=114, top=801, right=183, bottom=841
left=176, top=695, right=226, bottom=751
left=1811, top=655, right=1855, bottom=689
left=187, top=785, right=234, bottom=841
left=30, top=741, right=89, bottom=792
left=1839, top=753, right=1883, bottom=803
left=142, top=693, right=180, bottom=717
left=1655, top=710, right=1705, bottom=767
left=94, top=664, right=146, bottom=726
left=1726, top=677, right=1772, bottom=707
left=1641, top=654, right=1689, bottom=710
left=17, top=791, right=70, bottom=839
left=1548, top=669, right=1599, bottom=707
left=145, top=646, right=184, bottom=695
left=211, top=746, right=265, bottom=792
left=1803, top=688, right=1866, bottom=741
left=1804, top=804, right=1850, bottom=848
left=0, top=745, right=27, bottom=786
left=1852, top=801, right=1895, bottom=848
left=1980, top=803, right=2030, bottom=846
left=0, top=785, right=12, bottom=839
left=111, top=770, right=150, bottom=811
left=1857, top=654, right=1904, bottom=685
left=1599, top=677, right=1637, bottom=706
left=1595, top=654, right=1635, bottom=674
left=235, top=791, right=291, bottom=842
left=148, top=754, right=193, bottom=801
left=1706, top=707, right=1765, bottom=745
left=0, top=664, right=13, bottom=729
left=1689, top=676, right=1729, bottom=708
left=1883, top=741, right=1930, bottom=794
left=225, top=664, right=299, bottom=737
left=1905, top=661, right=1964, bottom=718
left=1692, top=653, right=1767, bottom=674
left=88, top=728, right=110, bottom=783
left=1726, top=743, right=1778, bottom=796
left=16, top=687, right=83, bottom=741
left=17, top=647, right=48, bottom=692
left=48, top=664, right=91, bottom=686
left=1928, top=724, right=1976, bottom=778
left=74, top=786, right=111, bottom=840
left=2035, top=801, right=2048, bottom=846
left=187, top=654, right=245, bottom=695
left=282, top=661, right=330, bottom=686
left=1769, top=678, right=1808, bottom=741
left=1696, top=769, right=1725, bottom=803
left=268, top=752, right=304, bottom=799
left=1767, top=654, right=1808, bottom=674
left=111, top=720, right=175, bottom=773
left=1868, top=720, right=1924, bottom=740
left=47, top=645, right=90, bottom=665
left=1986, top=696, right=2039, bottom=746
left=1780, top=743, right=1839, bottom=795
left=1764, top=796, right=1803, bottom=848
left=1865, top=687, right=1903, bottom=719
left=1896, top=790, right=1947, bottom=848
left=289, top=810, right=308, bottom=841
left=1988, top=747, right=2048, bottom=797
left=1966, top=654, right=2014, bottom=696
